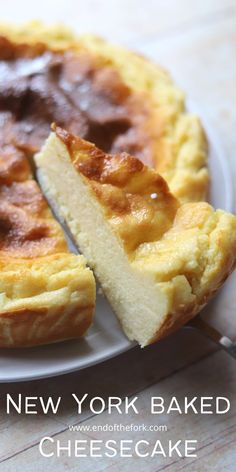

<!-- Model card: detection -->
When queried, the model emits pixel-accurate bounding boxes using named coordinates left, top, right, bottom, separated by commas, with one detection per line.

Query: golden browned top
left=0, top=106, right=68, bottom=258
left=0, top=179, right=67, bottom=258
left=0, top=22, right=209, bottom=202
left=0, top=34, right=150, bottom=160
left=0, top=144, right=31, bottom=185
left=54, top=126, right=236, bottom=307
left=55, top=126, right=179, bottom=253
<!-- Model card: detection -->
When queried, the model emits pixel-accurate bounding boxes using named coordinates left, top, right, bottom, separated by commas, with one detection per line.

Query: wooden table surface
left=0, top=1, right=236, bottom=470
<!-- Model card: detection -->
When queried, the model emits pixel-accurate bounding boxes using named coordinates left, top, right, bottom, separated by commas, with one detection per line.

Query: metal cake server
left=187, top=316, right=236, bottom=360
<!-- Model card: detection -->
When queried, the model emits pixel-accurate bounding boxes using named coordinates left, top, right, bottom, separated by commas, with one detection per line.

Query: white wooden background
left=0, top=1, right=236, bottom=470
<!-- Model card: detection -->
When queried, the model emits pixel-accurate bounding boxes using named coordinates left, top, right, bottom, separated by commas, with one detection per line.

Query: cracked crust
left=0, top=21, right=209, bottom=203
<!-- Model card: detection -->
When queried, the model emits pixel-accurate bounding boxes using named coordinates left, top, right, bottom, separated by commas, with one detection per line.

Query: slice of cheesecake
left=35, top=126, right=236, bottom=346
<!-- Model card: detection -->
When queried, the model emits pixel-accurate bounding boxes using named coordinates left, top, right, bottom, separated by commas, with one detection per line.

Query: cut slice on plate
left=35, top=126, right=236, bottom=347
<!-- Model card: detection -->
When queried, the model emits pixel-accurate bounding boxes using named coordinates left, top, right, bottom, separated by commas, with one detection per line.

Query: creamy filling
left=36, top=134, right=187, bottom=346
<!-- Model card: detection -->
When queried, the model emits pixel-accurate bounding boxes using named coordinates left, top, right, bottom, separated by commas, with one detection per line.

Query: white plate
left=0, top=104, right=233, bottom=383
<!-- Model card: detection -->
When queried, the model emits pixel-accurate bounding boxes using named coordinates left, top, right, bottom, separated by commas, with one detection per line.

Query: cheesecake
left=0, top=21, right=208, bottom=203
left=35, top=126, right=236, bottom=346
left=0, top=127, right=95, bottom=348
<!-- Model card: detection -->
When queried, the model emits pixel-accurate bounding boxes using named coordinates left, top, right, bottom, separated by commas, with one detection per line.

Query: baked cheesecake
left=0, top=22, right=208, bottom=202
left=0, top=130, right=95, bottom=348
left=35, top=127, right=236, bottom=347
